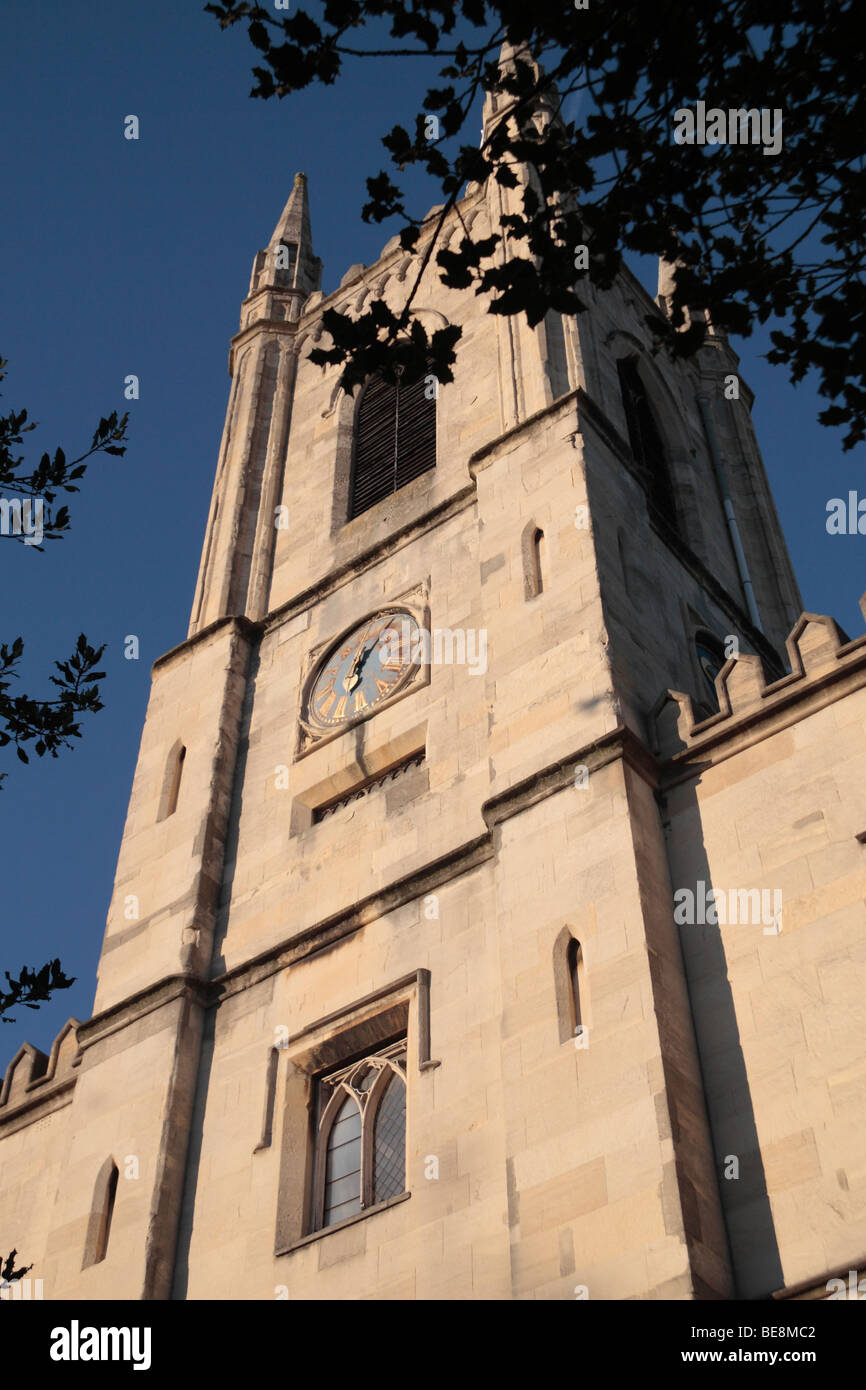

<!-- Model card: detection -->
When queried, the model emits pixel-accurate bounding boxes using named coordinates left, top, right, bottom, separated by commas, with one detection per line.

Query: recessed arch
left=369, top=1065, right=406, bottom=1205
left=616, top=353, right=680, bottom=529
left=254, top=1046, right=280, bottom=1152
left=319, top=1089, right=362, bottom=1229
left=347, top=369, right=436, bottom=520
left=553, top=927, right=588, bottom=1045
left=521, top=521, right=545, bottom=599
left=694, top=627, right=728, bottom=711
left=82, top=1156, right=119, bottom=1269
left=157, top=740, right=186, bottom=822
left=309, top=1043, right=407, bottom=1233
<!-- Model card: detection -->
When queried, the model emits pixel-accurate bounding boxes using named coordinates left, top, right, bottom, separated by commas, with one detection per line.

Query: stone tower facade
left=2, top=73, right=866, bottom=1302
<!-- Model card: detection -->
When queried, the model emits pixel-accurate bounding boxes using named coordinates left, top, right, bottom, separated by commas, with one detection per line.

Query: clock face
left=305, top=611, right=420, bottom=733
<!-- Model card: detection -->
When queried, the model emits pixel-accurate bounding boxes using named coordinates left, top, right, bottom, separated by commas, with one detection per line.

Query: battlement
left=653, top=593, right=866, bottom=764
left=0, top=1017, right=80, bottom=1117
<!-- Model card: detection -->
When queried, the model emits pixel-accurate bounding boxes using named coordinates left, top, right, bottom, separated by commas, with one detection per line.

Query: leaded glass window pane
left=313, top=1039, right=407, bottom=1233
left=373, top=1071, right=406, bottom=1204
left=323, top=1094, right=362, bottom=1227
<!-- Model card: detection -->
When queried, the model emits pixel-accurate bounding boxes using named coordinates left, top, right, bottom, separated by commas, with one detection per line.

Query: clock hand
left=344, top=632, right=375, bottom=691
left=354, top=638, right=379, bottom=678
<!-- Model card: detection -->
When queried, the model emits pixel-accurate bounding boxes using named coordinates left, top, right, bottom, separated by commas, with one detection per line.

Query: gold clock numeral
left=334, top=695, right=349, bottom=720
left=374, top=676, right=394, bottom=696
left=354, top=689, right=368, bottom=713
left=318, top=692, right=337, bottom=718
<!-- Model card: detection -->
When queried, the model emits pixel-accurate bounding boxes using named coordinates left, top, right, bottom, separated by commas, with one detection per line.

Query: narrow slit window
left=254, top=1046, right=279, bottom=1152
left=522, top=522, right=545, bottom=599
left=275, top=240, right=298, bottom=283
left=567, top=937, right=584, bottom=1038
left=82, top=1157, right=119, bottom=1269
left=158, top=742, right=186, bottom=821
left=555, top=928, right=588, bottom=1044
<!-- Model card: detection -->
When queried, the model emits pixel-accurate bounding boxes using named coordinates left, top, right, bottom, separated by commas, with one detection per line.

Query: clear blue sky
left=0, top=1, right=862, bottom=1060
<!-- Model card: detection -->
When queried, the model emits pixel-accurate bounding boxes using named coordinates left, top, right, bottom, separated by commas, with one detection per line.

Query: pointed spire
left=481, top=40, right=559, bottom=144
left=269, top=172, right=314, bottom=260
left=247, top=171, right=322, bottom=306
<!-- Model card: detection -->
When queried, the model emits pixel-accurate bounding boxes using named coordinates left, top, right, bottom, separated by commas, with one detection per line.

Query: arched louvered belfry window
left=349, top=369, right=436, bottom=519
left=617, top=357, right=677, bottom=525
left=313, top=1040, right=407, bottom=1232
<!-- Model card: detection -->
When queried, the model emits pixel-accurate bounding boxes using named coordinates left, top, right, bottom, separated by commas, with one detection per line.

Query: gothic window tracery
left=313, top=1039, right=407, bottom=1230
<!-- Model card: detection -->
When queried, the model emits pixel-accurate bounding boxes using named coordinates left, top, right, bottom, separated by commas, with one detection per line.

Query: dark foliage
left=206, top=1, right=865, bottom=445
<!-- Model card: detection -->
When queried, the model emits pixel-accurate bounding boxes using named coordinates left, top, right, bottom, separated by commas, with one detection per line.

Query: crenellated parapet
left=652, top=594, right=866, bottom=763
left=0, top=1017, right=81, bottom=1117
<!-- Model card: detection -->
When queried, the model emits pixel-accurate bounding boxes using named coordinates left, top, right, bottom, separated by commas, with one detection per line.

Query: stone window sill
left=276, top=1190, right=411, bottom=1256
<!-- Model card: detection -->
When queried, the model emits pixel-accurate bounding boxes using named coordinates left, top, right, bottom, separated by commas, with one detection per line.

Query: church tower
left=2, top=55, right=865, bottom=1303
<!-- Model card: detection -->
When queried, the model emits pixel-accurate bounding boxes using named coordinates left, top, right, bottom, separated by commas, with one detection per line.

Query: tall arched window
left=617, top=357, right=677, bottom=525
left=372, top=1069, right=407, bottom=1203
left=274, top=240, right=298, bottom=284
left=349, top=369, right=436, bottom=519
left=323, top=1093, right=363, bottom=1227
left=312, top=1040, right=407, bottom=1231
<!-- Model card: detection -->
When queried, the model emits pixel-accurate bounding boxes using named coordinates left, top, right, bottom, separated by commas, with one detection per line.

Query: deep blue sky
left=0, top=2, right=862, bottom=1060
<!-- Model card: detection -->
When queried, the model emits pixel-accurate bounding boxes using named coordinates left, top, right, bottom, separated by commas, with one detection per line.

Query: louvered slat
left=349, top=369, right=436, bottom=519
left=350, top=376, right=398, bottom=519
left=396, top=372, right=436, bottom=491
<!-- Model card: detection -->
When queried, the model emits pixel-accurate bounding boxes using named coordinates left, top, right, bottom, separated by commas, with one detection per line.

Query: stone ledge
left=276, top=1190, right=411, bottom=1257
